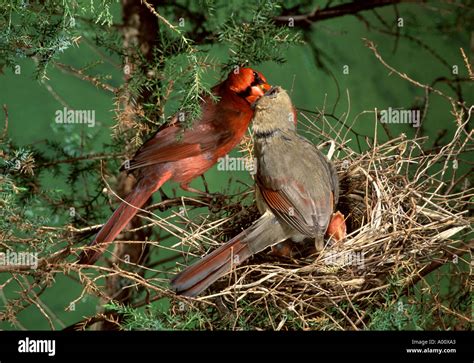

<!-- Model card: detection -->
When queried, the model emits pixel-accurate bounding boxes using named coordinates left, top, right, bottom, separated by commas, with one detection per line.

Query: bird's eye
left=253, top=71, right=259, bottom=80
left=267, top=86, right=278, bottom=97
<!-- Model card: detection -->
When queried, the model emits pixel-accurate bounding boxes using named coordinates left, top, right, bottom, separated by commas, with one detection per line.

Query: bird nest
left=164, top=105, right=472, bottom=330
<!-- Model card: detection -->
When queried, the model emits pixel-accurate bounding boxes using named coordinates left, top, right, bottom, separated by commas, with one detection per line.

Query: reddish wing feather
left=257, top=182, right=316, bottom=237
left=127, top=123, right=233, bottom=170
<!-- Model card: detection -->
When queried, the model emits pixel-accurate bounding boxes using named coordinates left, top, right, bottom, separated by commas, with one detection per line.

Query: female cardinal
left=171, top=86, right=346, bottom=297
left=78, top=68, right=271, bottom=265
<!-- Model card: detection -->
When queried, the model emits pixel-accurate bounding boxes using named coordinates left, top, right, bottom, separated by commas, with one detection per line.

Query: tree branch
left=275, top=0, right=420, bottom=28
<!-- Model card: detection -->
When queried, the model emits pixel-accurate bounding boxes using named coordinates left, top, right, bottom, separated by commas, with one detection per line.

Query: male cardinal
left=171, top=86, right=346, bottom=297
left=78, top=68, right=271, bottom=265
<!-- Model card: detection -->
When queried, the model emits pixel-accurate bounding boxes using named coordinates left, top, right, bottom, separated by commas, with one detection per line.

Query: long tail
left=171, top=212, right=287, bottom=297
left=78, top=172, right=172, bottom=265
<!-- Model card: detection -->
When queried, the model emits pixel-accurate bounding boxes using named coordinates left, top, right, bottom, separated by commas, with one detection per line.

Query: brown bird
left=171, top=86, right=344, bottom=297
left=78, top=68, right=271, bottom=265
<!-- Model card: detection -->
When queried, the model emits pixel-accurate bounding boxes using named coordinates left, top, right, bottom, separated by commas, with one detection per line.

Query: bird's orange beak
left=256, top=83, right=272, bottom=96
left=247, top=83, right=272, bottom=104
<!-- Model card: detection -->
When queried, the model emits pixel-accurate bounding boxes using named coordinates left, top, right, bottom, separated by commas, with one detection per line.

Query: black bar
left=0, top=331, right=471, bottom=362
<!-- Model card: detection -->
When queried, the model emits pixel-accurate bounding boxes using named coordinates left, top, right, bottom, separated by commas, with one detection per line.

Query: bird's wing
left=125, top=122, right=233, bottom=170
left=256, top=132, right=335, bottom=237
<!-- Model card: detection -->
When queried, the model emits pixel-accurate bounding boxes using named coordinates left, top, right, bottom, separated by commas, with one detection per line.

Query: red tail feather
left=78, top=172, right=171, bottom=265
left=171, top=213, right=285, bottom=296
left=171, top=236, right=252, bottom=297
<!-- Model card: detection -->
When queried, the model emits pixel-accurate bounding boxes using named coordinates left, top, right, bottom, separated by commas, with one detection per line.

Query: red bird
left=78, top=68, right=271, bottom=265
